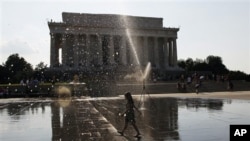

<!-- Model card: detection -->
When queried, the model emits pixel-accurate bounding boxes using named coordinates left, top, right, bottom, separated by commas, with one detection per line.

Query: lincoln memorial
left=48, top=12, right=179, bottom=73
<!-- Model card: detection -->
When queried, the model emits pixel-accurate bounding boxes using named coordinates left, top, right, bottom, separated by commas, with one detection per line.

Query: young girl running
left=118, top=92, right=141, bottom=137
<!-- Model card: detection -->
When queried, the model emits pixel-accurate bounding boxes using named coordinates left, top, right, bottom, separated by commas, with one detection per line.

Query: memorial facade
left=48, top=12, right=179, bottom=72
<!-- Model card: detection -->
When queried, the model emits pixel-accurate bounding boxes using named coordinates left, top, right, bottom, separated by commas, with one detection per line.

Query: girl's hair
left=125, top=92, right=134, bottom=104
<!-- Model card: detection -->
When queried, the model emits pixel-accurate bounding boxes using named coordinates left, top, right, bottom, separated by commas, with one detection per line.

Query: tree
left=4, top=54, right=33, bottom=83
left=193, top=62, right=209, bottom=71
left=34, top=62, right=48, bottom=81
left=178, top=55, right=230, bottom=76
left=206, top=55, right=223, bottom=65
left=228, top=71, right=247, bottom=80
left=206, top=55, right=229, bottom=74
left=0, top=64, right=9, bottom=83
left=35, top=62, right=48, bottom=71
left=177, top=59, right=186, bottom=69
left=185, top=58, right=194, bottom=71
left=192, top=58, right=209, bottom=71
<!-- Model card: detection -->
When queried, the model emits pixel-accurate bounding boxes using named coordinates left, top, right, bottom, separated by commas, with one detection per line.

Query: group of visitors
left=177, top=72, right=234, bottom=93
left=177, top=72, right=203, bottom=94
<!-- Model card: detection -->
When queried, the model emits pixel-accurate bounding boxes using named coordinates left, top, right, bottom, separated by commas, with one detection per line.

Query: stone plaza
left=1, top=91, right=250, bottom=141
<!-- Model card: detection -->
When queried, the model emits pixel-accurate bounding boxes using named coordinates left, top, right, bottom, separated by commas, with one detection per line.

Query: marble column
left=143, top=36, right=149, bottom=66
left=97, top=35, right=103, bottom=65
left=73, top=34, right=79, bottom=68
left=61, top=34, right=67, bottom=67
left=50, top=33, right=56, bottom=67
left=173, top=38, right=178, bottom=67
left=77, top=34, right=85, bottom=68
left=67, top=34, right=74, bottom=67
left=120, top=36, right=127, bottom=65
left=137, top=36, right=144, bottom=66
left=85, top=34, right=90, bottom=67
left=147, top=37, right=154, bottom=66
left=168, top=39, right=173, bottom=67
left=164, top=38, right=169, bottom=69
left=154, top=37, right=160, bottom=68
left=109, top=35, right=115, bottom=64
left=54, top=40, right=59, bottom=67
left=131, top=36, right=138, bottom=66
left=134, top=36, right=140, bottom=65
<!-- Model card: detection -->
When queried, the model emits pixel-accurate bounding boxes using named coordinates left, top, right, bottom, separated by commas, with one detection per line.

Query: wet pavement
left=0, top=95, right=250, bottom=141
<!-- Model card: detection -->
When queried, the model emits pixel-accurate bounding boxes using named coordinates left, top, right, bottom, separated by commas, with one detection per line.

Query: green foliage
left=177, top=59, right=186, bottom=69
left=206, top=55, right=223, bottom=65
left=178, top=55, right=247, bottom=80
left=35, top=62, right=48, bottom=71
left=185, top=58, right=194, bottom=71
left=206, top=55, right=229, bottom=74
left=0, top=65, right=9, bottom=83
left=193, top=62, right=208, bottom=71
left=246, top=74, right=250, bottom=82
left=3, top=54, right=33, bottom=83
left=0, top=54, right=49, bottom=84
left=228, top=71, right=247, bottom=80
left=33, top=62, right=49, bottom=82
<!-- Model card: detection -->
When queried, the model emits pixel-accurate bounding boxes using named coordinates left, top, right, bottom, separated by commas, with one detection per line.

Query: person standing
left=193, top=72, right=200, bottom=94
left=118, top=92, right=141, bottom=137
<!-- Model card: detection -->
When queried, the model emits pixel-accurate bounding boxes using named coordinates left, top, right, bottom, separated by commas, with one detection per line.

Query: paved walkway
left=141, top=90, right=250, bottom=100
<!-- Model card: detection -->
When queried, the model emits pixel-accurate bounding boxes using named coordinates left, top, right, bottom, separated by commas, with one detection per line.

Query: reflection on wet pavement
left=0, top=97, right=249, bottom=141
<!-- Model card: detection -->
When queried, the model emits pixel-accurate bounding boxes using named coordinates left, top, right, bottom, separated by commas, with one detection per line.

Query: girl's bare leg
left=132, top=123, right=140, bottom=136
left=118, top=122, right=128, bottom=135
left=122, top=122, right=128, bottom=132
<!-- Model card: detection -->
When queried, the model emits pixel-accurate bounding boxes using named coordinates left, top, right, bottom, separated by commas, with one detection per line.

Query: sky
left=0, top=0, right=249, bottom=74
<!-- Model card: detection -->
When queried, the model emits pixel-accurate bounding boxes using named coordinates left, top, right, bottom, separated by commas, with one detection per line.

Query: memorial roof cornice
left=48, top=22, right=179, bottom=32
